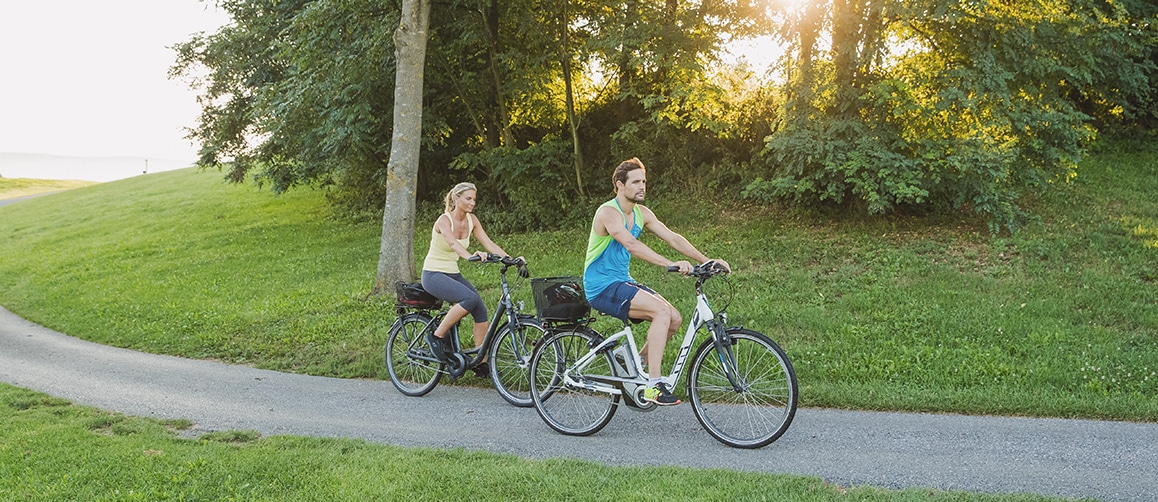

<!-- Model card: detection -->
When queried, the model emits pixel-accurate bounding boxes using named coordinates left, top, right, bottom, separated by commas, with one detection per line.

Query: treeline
left=172, top=0, right=1157, bottom=232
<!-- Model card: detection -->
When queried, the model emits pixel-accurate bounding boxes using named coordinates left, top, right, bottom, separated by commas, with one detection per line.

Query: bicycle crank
left=445, top=352, right=468, bottom=380
left=625, top=384, right=657, bottom=412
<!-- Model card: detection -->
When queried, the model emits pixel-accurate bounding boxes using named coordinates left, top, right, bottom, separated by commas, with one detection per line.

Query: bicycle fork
left=707, top=319, right=747, bottom=393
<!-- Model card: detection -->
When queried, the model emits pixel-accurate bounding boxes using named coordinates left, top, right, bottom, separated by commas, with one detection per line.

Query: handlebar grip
left=467, top=255, right=482, bottom=262
left=666, top=265, right=681, bottom=273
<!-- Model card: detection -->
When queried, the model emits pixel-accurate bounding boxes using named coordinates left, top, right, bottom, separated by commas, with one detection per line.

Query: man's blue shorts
left=588, top=281, right=656, bottom=321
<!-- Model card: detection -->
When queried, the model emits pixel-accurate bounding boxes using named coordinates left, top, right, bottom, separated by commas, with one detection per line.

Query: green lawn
left=0, top=146, right=1155, bottom=422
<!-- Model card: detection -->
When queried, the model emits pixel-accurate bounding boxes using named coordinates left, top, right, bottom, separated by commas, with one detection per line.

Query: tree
left=173, top=0, right=774, bottom=228
left=1068, top=0, right=1158, bottom=131
left=748, top=0, right=1157, bottom=232
left=171, top=0, right=401, bottom=207
left=170, top=0, right=310, bottom=185
left=375, top=0, right=432, bottom=292
left=554, top=0, right=586, bottom=197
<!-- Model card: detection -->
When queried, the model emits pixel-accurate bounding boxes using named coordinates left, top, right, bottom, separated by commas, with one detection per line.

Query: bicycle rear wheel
left=488, top=318, right=546, bottom=407
left=385, top=312, right=443, bottom=396
left=529, top=327, right=618, bottom=436
left=687, top=328, right=797, bottom=448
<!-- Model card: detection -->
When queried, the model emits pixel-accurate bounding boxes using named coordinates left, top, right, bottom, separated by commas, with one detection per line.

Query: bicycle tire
left=488, top=318, right=545, bottom=407
left=687, top=327, right=797, bottom=448
left=385, top=312, right=443, bottom=396
left=529, top=327, right=618, bottom=436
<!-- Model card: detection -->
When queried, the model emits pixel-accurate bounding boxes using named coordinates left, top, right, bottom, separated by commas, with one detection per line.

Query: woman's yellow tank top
left=422, top=213, right=473, bottom=273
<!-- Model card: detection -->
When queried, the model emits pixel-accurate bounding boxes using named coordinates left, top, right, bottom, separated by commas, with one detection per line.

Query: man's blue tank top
left=583, top=199, right=642, bottom=300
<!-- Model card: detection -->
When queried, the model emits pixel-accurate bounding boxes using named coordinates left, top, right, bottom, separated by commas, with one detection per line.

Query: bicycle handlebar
left=468, top=255, right=529, bottom=278
left=666, top=260, right=728, bottom=278
left=468, top=254, right=525, bottom=266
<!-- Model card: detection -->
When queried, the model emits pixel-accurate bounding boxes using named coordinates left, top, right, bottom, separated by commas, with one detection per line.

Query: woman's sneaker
left=425, top=332, right=448, bottom=362
left=472, top=362, right=491, bottom=379
left=642, top=382, right=681, bottom=406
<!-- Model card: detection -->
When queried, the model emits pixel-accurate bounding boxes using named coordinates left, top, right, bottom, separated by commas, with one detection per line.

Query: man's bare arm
left=640, top=206, right=732, bottom=273
left=639, top=206, right=708, bottom=262
left=596, top=205, right=675, bottom=268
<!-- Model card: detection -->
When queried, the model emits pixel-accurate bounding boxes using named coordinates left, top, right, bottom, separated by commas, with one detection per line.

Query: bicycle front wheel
left=687, top=328, right=797, bottom=448
left=385, top=312, right=443, bottom=397
left=529, top=327, right=618, bottom=436
left=488, top=318, right=546, bottom=407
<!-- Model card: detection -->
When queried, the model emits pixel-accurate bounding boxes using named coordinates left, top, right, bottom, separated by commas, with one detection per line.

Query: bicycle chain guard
left=625, top=384, right=657, bottom=412
left=445, top=352, right=467, bottom=379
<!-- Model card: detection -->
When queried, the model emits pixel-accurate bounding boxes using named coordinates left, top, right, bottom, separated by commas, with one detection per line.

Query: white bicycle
left=528, top=262, right=798, bottom=448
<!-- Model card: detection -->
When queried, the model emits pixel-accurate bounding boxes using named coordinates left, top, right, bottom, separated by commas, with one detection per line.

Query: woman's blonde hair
left=444, top=182, right=477, bottom=213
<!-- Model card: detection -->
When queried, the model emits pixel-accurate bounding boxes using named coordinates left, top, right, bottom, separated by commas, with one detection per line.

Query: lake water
left=0, top=153, right=193, bottom=182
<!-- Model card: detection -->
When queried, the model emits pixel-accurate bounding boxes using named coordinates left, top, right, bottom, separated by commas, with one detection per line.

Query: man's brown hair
left=612, top=157, right=645, bottom=192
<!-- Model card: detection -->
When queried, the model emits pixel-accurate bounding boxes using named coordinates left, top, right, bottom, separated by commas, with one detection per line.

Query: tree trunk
left=559, top=0, right=585, bottom=197
left=615, top=0, right=640, bottom=124
left=787, top=0, right=824, bottom=120
left=483, top=0, right=516, bottom=148
left=374, top=0, right=431, bottom=294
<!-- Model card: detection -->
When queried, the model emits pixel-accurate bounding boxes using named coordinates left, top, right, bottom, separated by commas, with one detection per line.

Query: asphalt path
left=0, top=192, right=61, bottom=207
left=0, top=195, right=40, bottom=207
left=2, top=307, right=1156, bottom=501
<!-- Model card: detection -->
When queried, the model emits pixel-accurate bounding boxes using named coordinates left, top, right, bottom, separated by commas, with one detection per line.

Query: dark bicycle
left=385, top=255, right=544, bottom=407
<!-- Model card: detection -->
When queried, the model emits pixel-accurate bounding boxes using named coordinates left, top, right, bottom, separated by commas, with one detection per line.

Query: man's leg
left=627, top=291, right=682, bottom=379
left=629, top=290, right=683, bottom=406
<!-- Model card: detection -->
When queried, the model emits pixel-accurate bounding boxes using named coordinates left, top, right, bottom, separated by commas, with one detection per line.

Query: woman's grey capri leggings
left=421, top=271, right=487, bottom=322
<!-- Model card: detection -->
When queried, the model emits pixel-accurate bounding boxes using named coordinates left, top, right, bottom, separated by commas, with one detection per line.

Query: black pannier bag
left=531, top=276, right=590, bottom=322
left=395, top=281, right=443, bottom=309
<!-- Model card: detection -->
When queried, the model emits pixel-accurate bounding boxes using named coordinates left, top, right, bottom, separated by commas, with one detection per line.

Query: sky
left=0, top=2, right=776, bottom=182
left=0, top=1, right=230, bottom=180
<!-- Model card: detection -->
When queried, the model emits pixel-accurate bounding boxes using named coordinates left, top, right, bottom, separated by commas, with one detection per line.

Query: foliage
left=172, top=0, right=1158, bottom=231
left=172, top=0, right=776, bottom=228
left=450, top=140, right=589, bottom=233
left=171, top=0, right=400, bottom=211
left=1082, top=0, right=1158, bottom=132
left=746, top=0, right=1157, bottom=232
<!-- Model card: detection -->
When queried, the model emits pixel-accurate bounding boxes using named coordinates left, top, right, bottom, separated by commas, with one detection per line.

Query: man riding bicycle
left=583, top=158, right=730, bottom=406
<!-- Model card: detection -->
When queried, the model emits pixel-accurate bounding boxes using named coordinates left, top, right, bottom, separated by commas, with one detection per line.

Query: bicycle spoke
left=386, top=313, right=443, bottom=397
left=688, top=330, right=797, bottom=448
left=489, top=320, right=543, bottom=407
left=530, top=328, right=618, bottom=436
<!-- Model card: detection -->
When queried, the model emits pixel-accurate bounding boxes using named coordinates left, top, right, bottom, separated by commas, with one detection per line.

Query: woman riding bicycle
left=422, top=182, right=519, bottom=378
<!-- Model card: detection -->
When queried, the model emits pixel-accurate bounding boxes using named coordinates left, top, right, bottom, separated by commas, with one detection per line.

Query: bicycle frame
left=564, top=279, right=738, bottom=398
left=403, top=258, right=531, bottom=372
